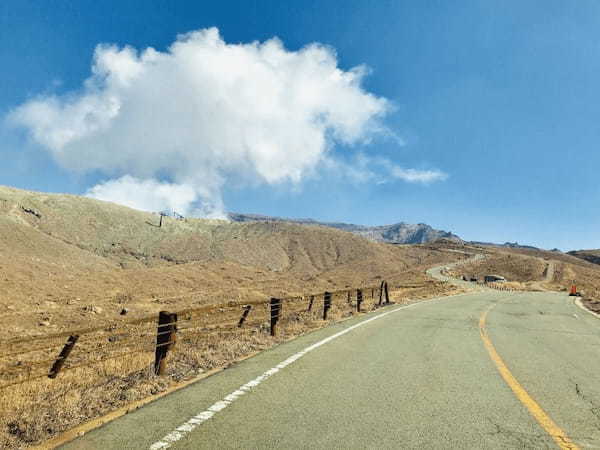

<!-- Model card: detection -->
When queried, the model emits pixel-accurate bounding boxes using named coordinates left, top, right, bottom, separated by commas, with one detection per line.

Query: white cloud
left=388, top=166, right=448, bottom=183
left=8, top=28, right=390, bottom=216
left=326, top=153, right=447, bottom=185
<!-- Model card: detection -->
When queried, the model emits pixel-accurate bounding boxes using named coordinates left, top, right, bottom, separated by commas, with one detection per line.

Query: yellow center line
left=479, top=304, right=580, bottom=450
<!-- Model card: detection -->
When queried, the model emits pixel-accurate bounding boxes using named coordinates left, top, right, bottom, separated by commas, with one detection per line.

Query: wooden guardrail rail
left=0, top=277, right=438, bottom=390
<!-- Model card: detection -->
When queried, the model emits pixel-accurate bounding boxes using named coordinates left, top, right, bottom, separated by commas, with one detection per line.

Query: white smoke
left=85, top=176, right=217, bottom=217
left=8, top=28, right=445, bottom=216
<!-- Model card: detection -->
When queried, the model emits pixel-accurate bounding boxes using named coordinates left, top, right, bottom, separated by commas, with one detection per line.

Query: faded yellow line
left=479, top=304, right=580, bottom=450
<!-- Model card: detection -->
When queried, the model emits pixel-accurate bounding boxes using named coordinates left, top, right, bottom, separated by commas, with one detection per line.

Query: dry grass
left=0, top=185, right=470, bottom=448
left=448, top=245, right=600, bottom=299
left=503, top=248, right=600, bottom=299
left=551, top=261, right=600, bottom=298
left=0, top=274, right=463, bottom=448
left=0, top=185, right=462, bottom=336
left=1, top=246, right=462, bottom=337
left=448, top=250, right=546, bottom=286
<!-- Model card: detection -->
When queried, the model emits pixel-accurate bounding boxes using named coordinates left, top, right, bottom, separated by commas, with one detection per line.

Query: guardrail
left=469, top=280, right=514, bottom=292
left=485, top=282, right=514, bottom=292
left=0, top=278, right=440, bottom=390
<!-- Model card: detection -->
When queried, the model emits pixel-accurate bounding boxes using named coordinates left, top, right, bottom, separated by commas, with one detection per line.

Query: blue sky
left=1, top=1, right=599, bottom=250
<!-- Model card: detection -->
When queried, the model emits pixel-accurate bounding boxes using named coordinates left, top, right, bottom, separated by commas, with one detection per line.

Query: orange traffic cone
left=570, top=285, right=577, bottom=296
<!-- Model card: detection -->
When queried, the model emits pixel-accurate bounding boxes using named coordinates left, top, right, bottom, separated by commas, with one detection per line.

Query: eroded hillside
left=0, top=185, right=466, bottom=335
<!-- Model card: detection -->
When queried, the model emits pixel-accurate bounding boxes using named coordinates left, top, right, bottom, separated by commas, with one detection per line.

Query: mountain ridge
left=227, top=212, right=462, bottom=244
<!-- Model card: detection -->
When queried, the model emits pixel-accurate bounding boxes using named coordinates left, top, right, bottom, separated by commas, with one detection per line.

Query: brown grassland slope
left=450, top=245, right=600, bottom=300
left=0, top=185, right=464, bottom=335
left=568, top=249, right=600, bottom=266
left=453, top=250, right=547, bottom=284
left=0, top=185, right=469, bottom=448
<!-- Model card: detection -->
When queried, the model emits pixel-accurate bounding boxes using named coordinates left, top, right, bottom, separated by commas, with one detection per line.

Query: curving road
left=61, top=266, right=600, bottom=449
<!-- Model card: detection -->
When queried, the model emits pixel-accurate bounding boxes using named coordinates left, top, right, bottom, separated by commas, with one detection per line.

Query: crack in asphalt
left=486, top=418, right=600, bottom=449
left=573, top=381, right=600, bottom=433
left=486, top=418, right=553, bottom=449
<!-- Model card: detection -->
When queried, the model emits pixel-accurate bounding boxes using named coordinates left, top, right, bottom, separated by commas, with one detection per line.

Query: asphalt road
left=62, top=271, right=600, bottom=449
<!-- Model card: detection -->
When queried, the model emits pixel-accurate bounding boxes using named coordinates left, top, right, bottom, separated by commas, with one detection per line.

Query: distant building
left=484, top=274, right=506, bottom=283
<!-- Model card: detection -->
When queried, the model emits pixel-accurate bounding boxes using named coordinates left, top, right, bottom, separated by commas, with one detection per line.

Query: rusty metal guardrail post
left=323, top=291, right=332, bottom=320
left=270, top=298, right=281, bottom=336
left=48, top=335, right=79, bottom=379
left=238, top=305, right=252, bottom=327
left=384, top=281, right=390, bottom=304
left=154, top=311, right=177, bottom=376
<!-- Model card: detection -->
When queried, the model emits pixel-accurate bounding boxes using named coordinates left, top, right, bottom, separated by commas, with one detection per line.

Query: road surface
left=62, top=268, right=600, bottom=449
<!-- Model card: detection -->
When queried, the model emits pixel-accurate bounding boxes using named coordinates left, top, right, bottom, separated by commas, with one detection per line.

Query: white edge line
left=574, top=297, right=600, bottom=319
left=148, top=293, right=465, bottom=449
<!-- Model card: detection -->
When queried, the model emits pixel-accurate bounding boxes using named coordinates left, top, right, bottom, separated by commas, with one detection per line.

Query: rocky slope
left=228, top=213, right=461, bottom=244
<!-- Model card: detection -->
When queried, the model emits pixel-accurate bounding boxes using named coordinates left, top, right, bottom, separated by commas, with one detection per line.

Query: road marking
left=149, top=298, right=447, bottom=449
left=479, top=304, right=580, bottom=450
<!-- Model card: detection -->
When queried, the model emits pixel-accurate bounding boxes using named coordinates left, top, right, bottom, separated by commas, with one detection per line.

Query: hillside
left=0, top=185, right=465, bottom=335
left=567, top=249, right=600, bottom=266
left=228, top=213, right=461, bottom=244
left=450, top=244, right=600, bottom=297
